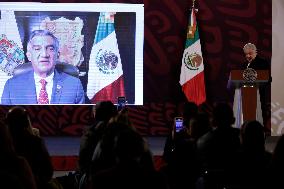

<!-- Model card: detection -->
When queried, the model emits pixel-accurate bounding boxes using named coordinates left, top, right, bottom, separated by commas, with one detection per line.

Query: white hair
left=27, top=30, right=59, bottom=52
left=243, top=43, right=257, bottom=52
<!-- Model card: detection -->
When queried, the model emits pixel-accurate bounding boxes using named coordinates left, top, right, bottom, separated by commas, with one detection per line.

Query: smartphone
left=117, top=96, right=126, bottom=111
left=174, top=117, right=183, bottom=133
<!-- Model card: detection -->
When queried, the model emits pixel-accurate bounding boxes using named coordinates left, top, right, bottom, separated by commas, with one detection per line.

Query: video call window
left=0, top=3, right=144, bottom=105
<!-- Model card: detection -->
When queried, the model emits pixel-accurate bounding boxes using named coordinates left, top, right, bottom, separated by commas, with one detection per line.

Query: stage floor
left=44, top=136, right=280, bottom=177
left=44, top=136, right=167, bottom=156
left=44, top=135, right=280, bottom=156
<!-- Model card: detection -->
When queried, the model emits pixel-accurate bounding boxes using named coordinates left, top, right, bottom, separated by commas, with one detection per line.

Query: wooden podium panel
left=230, top=70, right=269, bottom=126
left=241, top=87, right=257, bottom=121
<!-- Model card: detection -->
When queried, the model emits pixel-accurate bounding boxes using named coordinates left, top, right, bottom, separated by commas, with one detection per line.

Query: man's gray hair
left=27, top=30, right=59, bottom=52
left=243, top=43, right=257, bottom=52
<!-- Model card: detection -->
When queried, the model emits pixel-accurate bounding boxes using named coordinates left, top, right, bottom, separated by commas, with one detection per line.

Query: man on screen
left=1, top=30, right=85, bottom=104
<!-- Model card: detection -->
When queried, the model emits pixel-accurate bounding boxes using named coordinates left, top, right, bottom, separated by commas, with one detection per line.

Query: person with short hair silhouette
left=6, top=106, right=53, bottom=189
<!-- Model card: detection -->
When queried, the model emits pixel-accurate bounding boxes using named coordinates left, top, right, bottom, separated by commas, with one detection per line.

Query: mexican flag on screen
left=87, top=12, right=125, bottom=103
left=179, top=8, right=206, bottom=105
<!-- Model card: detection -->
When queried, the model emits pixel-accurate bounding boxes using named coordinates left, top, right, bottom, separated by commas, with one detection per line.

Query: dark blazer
left=241, top=55, right=270, bottom=70
left=1, top=69, right=85, bottom=104
left=11, top=132, right=53, bottom=189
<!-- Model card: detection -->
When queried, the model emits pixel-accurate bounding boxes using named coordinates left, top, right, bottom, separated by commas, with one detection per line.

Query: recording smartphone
left=174, top=117, right=183, bottom=133
left=117, top=96, right=126, bottom=111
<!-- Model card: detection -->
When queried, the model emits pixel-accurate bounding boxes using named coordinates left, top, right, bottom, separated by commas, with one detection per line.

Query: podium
left=229, top=70, right=269, bottom=128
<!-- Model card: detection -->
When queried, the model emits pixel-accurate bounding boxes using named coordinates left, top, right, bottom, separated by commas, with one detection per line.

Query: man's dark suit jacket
left=1, top=69, right=85, bottom=104
left=241, top=55, right=270, bottom=70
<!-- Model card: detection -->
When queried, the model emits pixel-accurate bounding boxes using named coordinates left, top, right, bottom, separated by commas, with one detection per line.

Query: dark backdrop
left=0, top=0, right=272, bottom=136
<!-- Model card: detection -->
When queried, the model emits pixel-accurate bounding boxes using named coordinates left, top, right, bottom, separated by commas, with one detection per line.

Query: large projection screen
left=0, top=3, right=144, bottom=105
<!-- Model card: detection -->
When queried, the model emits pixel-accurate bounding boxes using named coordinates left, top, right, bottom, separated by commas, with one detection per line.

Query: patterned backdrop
left=0, top=0, right=272, bottom=136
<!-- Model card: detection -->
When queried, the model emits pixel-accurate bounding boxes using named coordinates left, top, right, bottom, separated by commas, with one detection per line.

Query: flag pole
left=192, top=0, right=198, bottom=12
left=179, top=0, right=206, bottom=105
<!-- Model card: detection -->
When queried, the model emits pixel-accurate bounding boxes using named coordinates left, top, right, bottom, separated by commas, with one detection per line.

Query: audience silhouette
left=91, top=127, right=168, bottom=189
left=268, top=134, right=284, bottom=189
left=0, top=119, right=37, bottom=189
left=78, top=101, right=118, bottom=189
left=163, top=101, right=198, bottom=164
left=90, top=108, right=137, bottom=175
left=78, top=101, right=118, bottom=175
left=228, top=120, right=271, bottom=189
left=196, top=102, right=240, bottom=188
left=2, top=101, right=279, bottom=189
left=5, top=106, right=53, bottom=189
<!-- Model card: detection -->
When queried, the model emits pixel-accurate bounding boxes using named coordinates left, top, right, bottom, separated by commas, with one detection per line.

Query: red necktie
left=38, top=79, right=49, bottom=104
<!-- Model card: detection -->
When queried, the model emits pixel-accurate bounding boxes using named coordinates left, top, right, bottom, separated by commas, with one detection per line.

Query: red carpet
left=51, top=156, right=79, bottom=171
left=51, top=155, right=165, bottom=171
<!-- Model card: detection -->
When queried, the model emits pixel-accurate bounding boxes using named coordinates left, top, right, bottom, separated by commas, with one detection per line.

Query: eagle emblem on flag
left=184, top=52, right=202, bottom=70
left=96, top=49, right=118, bottom=75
